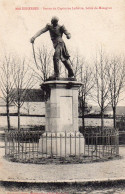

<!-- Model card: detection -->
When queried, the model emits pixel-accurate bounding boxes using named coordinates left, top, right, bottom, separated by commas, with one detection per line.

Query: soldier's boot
left=62, top=60, right=74, bottom=78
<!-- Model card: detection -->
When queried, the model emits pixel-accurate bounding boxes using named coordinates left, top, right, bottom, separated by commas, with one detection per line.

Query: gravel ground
left=0, top=143, right=125, bottom=193
left=0, top=144, right=125, bottom=182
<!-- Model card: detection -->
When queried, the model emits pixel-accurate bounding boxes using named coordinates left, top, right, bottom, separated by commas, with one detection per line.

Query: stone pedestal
left=39, top=132, right=85, bottom=157
left=44, top=80, right=82, bottom=132
left=39, top=79, right=85, bottom=157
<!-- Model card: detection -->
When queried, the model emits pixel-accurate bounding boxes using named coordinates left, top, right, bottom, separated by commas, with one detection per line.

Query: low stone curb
left=0, top=178, right=125, bottom=186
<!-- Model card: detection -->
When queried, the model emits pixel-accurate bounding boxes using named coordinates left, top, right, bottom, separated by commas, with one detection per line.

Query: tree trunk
left=17, top=103, right=21, bottom=154
left=82, top=109, right=85, bottom=132
left=113, top=106, right=116, bottom=129
left=101, top=108, right=104, bottom=131
left=6, top=102, right=10, bottom=131
left=27, top=102, right=30, bottom=115
left=82, top=100, right=85, bottom=132
left=18, top=104, right=20, bottom=131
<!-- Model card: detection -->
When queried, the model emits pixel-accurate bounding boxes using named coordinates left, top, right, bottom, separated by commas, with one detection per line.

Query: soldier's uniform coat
left=33, top=24, right=71, bottom=61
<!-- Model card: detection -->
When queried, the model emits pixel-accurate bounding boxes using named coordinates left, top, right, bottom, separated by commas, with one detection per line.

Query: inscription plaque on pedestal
left=60, top=96, right=73, bottom=125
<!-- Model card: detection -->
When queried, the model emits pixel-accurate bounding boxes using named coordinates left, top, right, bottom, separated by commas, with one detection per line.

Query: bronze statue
left=30, top=16, right=74, bottom=78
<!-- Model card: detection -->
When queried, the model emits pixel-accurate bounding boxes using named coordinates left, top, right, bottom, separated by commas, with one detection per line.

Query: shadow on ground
left=0, top=180, right=125, bottom=194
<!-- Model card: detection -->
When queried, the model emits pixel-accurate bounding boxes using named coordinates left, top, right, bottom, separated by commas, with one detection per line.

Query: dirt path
left=0, top=143, right=125, bottom=193
left=0, top=143, right=124, bottom=183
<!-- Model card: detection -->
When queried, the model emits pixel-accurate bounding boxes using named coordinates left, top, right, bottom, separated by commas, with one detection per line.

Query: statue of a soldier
left=30, top=16, right=74, bottom=79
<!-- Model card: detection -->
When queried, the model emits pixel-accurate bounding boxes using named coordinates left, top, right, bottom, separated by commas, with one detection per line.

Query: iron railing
left=4, top=129, right=119, bottom=164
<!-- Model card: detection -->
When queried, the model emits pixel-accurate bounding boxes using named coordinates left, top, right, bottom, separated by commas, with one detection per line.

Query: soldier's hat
left=51, top=16, right=59, bottom=23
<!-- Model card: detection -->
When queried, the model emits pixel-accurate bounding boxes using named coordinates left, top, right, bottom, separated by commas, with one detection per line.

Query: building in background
left=0, top=89, right=45, bottom=115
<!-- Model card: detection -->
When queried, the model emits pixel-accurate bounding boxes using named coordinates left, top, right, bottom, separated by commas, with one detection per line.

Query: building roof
left=21, top=89, right=44, bottom=102
left=0, top=89, right=45, bottom=104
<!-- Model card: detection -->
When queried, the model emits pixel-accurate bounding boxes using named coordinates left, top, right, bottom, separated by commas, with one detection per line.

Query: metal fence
left=4, top=129, right=119, bottom=164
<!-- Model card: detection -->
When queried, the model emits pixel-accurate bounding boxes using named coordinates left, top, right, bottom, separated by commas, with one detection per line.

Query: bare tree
left=70, top=53, right=84, bottom=80
left=94, top=50, right=110, bottom=130
left=79, top=65, right=94, bottom=131
left=12, top=58, right=35, bottom=131
left=71, top=53, right=94, bottom=130
left=31, top=45, right=53, bottom=82
left=0, top=55, right=15, bottom=130
left=107, top=56, right=125, bottom=128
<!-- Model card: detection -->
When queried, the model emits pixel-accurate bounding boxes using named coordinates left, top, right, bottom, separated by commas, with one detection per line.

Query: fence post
left=56, top=132, right=57, bottom=156
left=79, top=133, right=80, bottom=158
left=75, top=131, right=76, bottom=157
left=5, top=131, right=7, bottom=156
left=51, top=133, right=52, bottom=158
left=70, top=133, right=71, bottom=156
left=116, top=130, right=119, bottom=156
left=65, top=131, right=66, bottom=158
left=46, top=133, right=47, bottom=158
left=96, top=134, right=98, bottom=159
left=60, top=133, right=62, bottom=157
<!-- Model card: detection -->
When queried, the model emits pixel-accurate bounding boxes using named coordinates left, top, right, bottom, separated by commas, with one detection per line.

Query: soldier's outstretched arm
left=62, top=25, right=71, bottom=39
left=30, top=24, right=49, bottom=43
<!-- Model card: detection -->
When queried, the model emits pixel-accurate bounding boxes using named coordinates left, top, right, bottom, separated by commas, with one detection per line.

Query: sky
left=0, top=0, right=125, bottom=105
